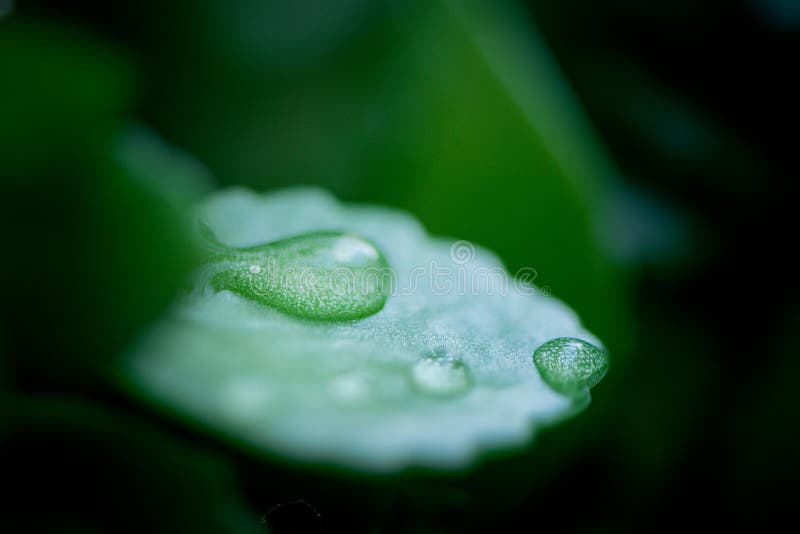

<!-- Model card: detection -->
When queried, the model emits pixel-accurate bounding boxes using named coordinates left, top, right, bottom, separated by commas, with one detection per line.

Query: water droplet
left=328, top=372, right=372, bottom=403
left=410, top=351, right=472, bottom=397
left=533, top=337, right=608, bottom=395
left=220, top=376, right=274, bottom=421
left=203, top=230, right=392, bottom=321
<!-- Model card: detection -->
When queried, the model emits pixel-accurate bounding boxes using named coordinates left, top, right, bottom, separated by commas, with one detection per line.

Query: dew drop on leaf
left=203, top=230, right=392, bottom=321
left=532, top=337, right=609, bottom=395
left=410, top=351, right=473, bottom=397
left=328, top=371, right=373, bottom=404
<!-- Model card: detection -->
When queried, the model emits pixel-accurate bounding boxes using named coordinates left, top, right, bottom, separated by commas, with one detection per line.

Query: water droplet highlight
left=533, top=337, right=608, bottom=395
left=411, top=351, right=472, bottom=397
left=203, top=229, right=392, bottom=321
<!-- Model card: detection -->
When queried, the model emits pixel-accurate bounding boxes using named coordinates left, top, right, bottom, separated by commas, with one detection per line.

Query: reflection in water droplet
left=533, top=337, right=608, bottom=395
left=201, top=229, right=392, bottom=321
left=411, top=351, right=472, bottom=397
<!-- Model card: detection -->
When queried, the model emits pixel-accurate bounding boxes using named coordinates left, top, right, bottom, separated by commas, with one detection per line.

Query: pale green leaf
left=123, top=187, right=606, bottom=472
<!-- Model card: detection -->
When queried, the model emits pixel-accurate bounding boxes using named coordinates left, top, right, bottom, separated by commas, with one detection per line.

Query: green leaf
left=123, top=187, right=606, bottom=472
left=133, top=0, right=628, bottom=356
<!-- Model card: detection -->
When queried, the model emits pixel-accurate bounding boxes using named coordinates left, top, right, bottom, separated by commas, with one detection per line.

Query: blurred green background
left=1, top=0, right=797, bottom=531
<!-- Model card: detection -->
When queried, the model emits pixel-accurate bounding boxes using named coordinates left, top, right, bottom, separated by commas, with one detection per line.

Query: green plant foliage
left=135, top=0, right=628, bottom=356
left=1, top=395, right=261, bottom=533
left=0, top=22, right=196, bottom=381
left=124, top=187, right=607, bottom=472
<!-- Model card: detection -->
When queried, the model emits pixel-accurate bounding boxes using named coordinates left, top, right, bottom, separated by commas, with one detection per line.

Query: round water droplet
left=328, top=372, right=372, bottom=404
left=219, top=376, right=275, bottom=422
left=532, top=337, right=608, bottom=395
left=204, top=230, right=392, bottom=321
left=410, top=352, right=472, bottom=397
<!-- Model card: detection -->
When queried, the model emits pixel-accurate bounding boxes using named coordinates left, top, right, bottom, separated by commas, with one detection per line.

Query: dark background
left=2, top=0, right=798, bottom=531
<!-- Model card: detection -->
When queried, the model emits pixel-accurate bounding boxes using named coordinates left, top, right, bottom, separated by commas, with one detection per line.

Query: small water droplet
left=329, top=372, right=372, bottom=403
left=533, top=337, right=608, bottom=395
left=203, top=230, right=392, bottom=321
left=410, top=351, right=472, bottom=397
left=220, top=376, right=273, bottom=421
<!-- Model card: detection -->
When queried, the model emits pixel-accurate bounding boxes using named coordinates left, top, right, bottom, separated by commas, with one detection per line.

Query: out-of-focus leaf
left=0, top=19, right=135, bottom=175
left=0, top=394, right=261, bottom=533
left=0, top=21, right=197, bottom=384
left=123, top=187, right=606, bottom=472
left=116, top=123, right=216, bottom=206
left=353, top=0, right=628, bottom=350
left=133, top=0, right=628, bottom=354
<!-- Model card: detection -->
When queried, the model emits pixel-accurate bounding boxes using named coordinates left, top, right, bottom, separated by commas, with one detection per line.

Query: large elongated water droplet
left=203, top=229, right=392, bottom=321
left=533, top=337, right=608, bottom=395
left=410, top=351, right=472, bottom=397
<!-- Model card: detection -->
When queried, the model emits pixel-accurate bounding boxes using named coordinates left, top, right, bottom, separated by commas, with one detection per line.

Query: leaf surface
left=124, top=187, right=605, bottom=471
